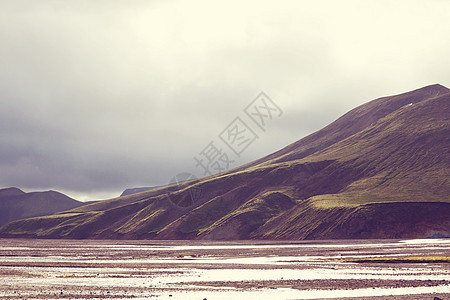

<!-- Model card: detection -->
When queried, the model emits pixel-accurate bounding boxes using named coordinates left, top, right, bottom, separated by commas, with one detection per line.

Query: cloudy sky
left=1, top=0, right=449, bottom=201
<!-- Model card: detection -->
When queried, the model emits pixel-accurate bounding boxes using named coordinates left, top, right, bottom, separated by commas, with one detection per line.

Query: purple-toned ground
left=0, top=239, right=448, bottom=299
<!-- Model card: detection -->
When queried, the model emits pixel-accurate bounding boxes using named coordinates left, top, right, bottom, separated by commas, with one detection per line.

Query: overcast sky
left=1, top=0, right=449, bottom=201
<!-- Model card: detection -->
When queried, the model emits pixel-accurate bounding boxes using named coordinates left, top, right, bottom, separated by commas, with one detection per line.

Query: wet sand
left=0, top=238, right=448, bottom=299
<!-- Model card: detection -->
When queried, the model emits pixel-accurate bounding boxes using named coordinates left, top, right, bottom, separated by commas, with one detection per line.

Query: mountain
left=120, top=186, right=162, bottom=197
left=0, top=84, right=449, bottom=239
left=0, top=188, right=84, bottom=227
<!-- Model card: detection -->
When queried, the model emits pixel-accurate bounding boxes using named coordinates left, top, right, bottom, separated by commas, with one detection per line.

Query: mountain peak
left=421, top=83, right=449, bottom=91
left=0, top=187, right=25, bottom=197
left=241, top=83, right=449, bottom=168
left=408, top=83, right=449, bottom=96
left=1, top=86, right=448, bottom=240
left=0, top=188, right=83, bottom=227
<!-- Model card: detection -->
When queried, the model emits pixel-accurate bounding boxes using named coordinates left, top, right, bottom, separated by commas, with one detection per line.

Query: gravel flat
left=0, top=238, right=448, bottom=299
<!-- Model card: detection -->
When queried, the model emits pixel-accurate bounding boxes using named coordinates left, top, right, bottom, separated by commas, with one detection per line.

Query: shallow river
left=0, top=238, right=448, bottom=299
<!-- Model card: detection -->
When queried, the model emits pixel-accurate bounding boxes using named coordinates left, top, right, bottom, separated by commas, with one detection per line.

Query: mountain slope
left=0, top=188, right=84, bottom=227
left=120, top=186, right=161, bottom=197
left=0, top=84, right=449, bottom=239
left=244, top=83, right=449, bottom=168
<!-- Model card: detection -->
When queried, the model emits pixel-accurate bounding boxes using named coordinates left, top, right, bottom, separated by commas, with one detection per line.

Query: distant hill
left=120, top=186, right=161, bottom=197
left=0, top=84, right=449, bottom=239
left=0, top=188, right=84, bottom=227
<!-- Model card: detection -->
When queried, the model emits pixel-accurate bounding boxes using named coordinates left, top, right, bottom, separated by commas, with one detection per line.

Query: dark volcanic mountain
left=1, top=84, right=449, bottom=239
left=0, top=188, right=84, bottom=227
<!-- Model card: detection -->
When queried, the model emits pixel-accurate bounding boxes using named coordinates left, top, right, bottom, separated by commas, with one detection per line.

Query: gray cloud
left=1, top=0, right=449, bottom=200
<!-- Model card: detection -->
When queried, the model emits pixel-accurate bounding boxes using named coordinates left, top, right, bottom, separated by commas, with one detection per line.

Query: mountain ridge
left=120, top=187, right=158, bottom=197
left=0, top=84, right=448, bottom=239
left=0, top=188, right=84, bottom=227
left=241, top=83, right=449, bottom=169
